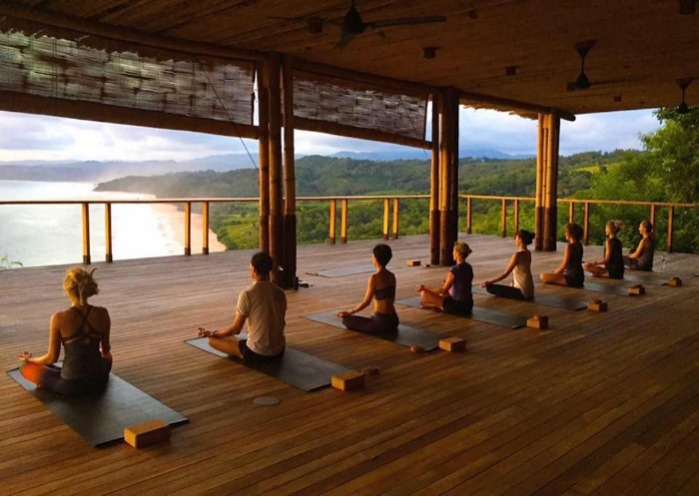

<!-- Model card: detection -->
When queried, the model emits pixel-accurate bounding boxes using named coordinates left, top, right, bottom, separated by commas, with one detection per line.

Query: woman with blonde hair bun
left=19, top=267, right=112, bottom=394
left=584, top=220, right=624, bottom=279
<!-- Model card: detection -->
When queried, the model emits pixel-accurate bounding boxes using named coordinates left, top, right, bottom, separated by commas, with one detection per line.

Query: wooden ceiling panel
left=1, top=0, right=697, bottom=115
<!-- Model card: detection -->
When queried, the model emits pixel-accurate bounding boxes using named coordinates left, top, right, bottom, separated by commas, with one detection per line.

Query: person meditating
left=480, top=229, right=535, bottom=300
left=18, top=267, right=112, bottom=394
left=584, top=220, right=624, bottom=279
left=416, top=241, right=474, bottom=315
left=337, top=243, right=399, bottom=333
left=198, top=252, right=286, bottom=362
left=540, top=223, right=585, bottom=287
left=624, top=220, right=655, bottom=271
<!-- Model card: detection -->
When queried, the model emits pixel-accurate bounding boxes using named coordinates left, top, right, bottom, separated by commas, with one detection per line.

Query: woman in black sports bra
left=19, top=267, right=112, bottom=394
left=540, top=223, right=585, bottom=288
left=337, top=243, right=399, bottom=333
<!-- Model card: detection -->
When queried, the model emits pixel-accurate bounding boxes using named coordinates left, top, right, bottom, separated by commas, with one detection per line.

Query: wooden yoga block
left=527, top=315, right=549, bottom=329
left=410, top=345, right=425, bottom=354
left=406, top=259, right=421, bottom=267
left=439, top=337, right=466, bottom=353
left=331, top=371, right=365, bottom=391
left=628, top=284, right=646, bottom=296
left=124, top=419, right=171, bottom=448
left=362, top=366, right=381, bottom=376
left=588, top=299, right=608, bottom=312
left=667, top=276, right=682, bottom=287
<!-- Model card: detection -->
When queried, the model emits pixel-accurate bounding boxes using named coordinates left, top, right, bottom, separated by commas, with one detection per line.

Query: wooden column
left=513, top=199, right=520, bottom=234
left=341, top=199, right=348, bottom=243
left=267, top=54, right=284, bottom=282
left=538, top=113, right=561, bottom=251
left=202, top=201, right=210, bottom=255
left=667, top=206, right=675, bottom=253
left=568, top=201, right=575, bottom=224
left=534, top=114, right=546, bottom=251
left=392, top=198, right=400, bottom=239
left=583, top=201, right=590, bottom=245
left=429, top=94, right=441, bottom=265
left=329, top=199, right=337, bottom=244
left=104, top=203, right=112, bottom=263
left=501, top=198, right=507, bottom=238
left=383, top=198, right=390, bottom=240
left=466, top=197, right=472, bottom=234
left=258, top=60, right=270, bottom=253
left=439, top=88, right=459, bottom=266
left=81, top=202, right=91, bottom=265
left=282, top=55, right=297, bottom=289
left=184, top=201, right=191, bottom=256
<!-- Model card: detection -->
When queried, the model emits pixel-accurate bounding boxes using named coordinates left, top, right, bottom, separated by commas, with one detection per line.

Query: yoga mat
left=623, top=273, right=681, bottom=286
left=303, top=311, right=441, bottom=351
left=307, top=265, right=375, bottom=278
left=582, top=282, right=637, bottom=296
left=7, top=369, right=188, bottom=447
left=186, top=338, right=347, bottom=391
left=396, top=296, right=527, bottom=330
left=471, top=285, right=588, bottom=311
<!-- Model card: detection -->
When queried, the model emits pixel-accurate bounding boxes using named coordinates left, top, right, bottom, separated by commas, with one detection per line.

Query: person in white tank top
left=479, top=230, right=535, bottom=300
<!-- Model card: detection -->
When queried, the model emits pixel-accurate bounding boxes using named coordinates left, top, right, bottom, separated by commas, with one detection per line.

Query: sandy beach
left=153, top=202, right=227, bottom=254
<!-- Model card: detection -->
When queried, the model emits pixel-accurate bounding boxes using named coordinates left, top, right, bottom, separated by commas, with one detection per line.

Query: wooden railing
left=3, top=194, right=698, bottom=264
left=462, top=194, right=699, bottom=253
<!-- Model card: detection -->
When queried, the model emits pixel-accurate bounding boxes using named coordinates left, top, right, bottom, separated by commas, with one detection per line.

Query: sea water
left=0, top=180, right=183, bottom=267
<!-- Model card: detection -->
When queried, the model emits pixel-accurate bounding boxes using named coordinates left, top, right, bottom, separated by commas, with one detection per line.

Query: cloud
left=0, top=107, right=661, bottom=162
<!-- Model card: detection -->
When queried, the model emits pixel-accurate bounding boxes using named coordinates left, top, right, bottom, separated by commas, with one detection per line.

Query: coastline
left=152, top=202, right=227, bottom=254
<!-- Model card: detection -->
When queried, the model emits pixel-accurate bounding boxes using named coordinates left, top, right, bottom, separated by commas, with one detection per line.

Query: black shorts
left=443, top=297, right=473, bottom=316
left=238, top=339, right=284, bottom=363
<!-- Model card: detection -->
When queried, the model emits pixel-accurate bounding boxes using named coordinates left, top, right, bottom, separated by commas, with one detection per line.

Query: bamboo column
left=104, top=202, right=112, bottom=263
left=282, top=55, right=297, bottom=289
left=341, top=199, right=348, bottom=243
left=184, top=201, right=192, bottom=256
left=383, top=198, right=390, bottom=240
left=202, top=201, right=209, bottom=255
left=429, top=93, right=441, bottom=265
left=439, top=88, right=459, bottom=266
left=501, top=199, right=507, bottom=237
left=534, top=114, right=546, bottom=251
left=537, top=113, right=561, bottom=252
left=329, top=199, right=337, bottom=244
left=392, top=198, right=400, bottom=239
left=82, top=202, right=91, bottom=265
left=258, top=60, right=270, bottom=253
left=267, top=54, right=284, bottom=282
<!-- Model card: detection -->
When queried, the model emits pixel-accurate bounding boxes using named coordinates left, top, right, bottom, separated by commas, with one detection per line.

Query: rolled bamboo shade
left=292, top=68, right=427, bottom=142
left=0, top=24, right=255, bottom=126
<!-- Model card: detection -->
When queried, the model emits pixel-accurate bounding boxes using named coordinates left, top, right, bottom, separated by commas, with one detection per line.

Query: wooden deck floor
left=2, top=234, right=699, bottom=495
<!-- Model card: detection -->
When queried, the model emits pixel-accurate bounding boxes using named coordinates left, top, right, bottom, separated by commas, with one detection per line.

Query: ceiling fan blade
left=367, top=15, right=447, bottom=28
left=335, top=29, right=357, bottom=48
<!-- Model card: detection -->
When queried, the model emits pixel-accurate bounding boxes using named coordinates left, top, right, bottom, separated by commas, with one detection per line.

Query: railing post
left=81, top=202, right=91, bottom=265
left=392, top=198, right=400, bottom=239
left=383, top=198, right=390, bottom=240
left=341, top=199, right=348, bottom=244
left=501, top=198, right=507, bottom=238
left=583, top=201, right=590, bottom=245
left=466, top=197, right=472, bottom=235
left=104, top=202, right=112, bottom=263
left=650, top=203, right=657, bottom=228
left=513, top=199, right=520, bottom=234
left=202, top=201, right=210, bottom=255
left=568, top=201, right=575, bottom=224
left=667, top=206, right=674, bottom=253
left=184, top=201, right=191, bottom=256
left=329, top=199, right=337, bottom=245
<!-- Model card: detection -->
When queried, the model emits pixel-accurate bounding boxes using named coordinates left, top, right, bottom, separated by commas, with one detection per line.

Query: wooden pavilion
left=1, top=0, right=696, bottom=287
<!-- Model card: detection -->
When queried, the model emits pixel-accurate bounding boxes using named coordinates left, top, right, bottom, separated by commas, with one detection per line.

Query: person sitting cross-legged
left=198, top=252, right=286, bottom=362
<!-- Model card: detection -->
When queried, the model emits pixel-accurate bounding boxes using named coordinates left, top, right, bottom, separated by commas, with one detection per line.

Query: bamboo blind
left=292, top=68, right=427, bottom=141
left=0, top=25, right=255, bottom=125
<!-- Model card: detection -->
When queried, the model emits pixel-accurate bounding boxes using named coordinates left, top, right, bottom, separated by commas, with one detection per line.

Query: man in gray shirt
left=198, top=252, right=286, bottom=361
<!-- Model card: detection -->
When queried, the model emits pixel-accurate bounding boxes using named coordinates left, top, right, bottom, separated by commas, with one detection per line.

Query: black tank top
left=61, top=306, right=109, bottom=382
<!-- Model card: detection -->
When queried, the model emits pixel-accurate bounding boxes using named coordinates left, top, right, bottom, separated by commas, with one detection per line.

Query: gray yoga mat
left=7, top=368, right=188, bottom=447
left=306, top=265, right=375, bottom=278
left=303, top=311, right=441, bottom=351
left=396, top=296, right=527, bottom=329
left=582, top=281, right=639, bottom=296
left=471, top=285, right=587, bottom=311
left=186, top=338, right=347, bottom=391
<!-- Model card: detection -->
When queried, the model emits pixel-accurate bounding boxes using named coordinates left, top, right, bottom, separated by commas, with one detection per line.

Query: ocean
left=0, top=180, right=221, bottom=268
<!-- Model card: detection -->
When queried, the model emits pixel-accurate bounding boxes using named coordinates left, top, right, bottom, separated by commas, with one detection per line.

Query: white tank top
left=512, top=251, right=534, bottom=300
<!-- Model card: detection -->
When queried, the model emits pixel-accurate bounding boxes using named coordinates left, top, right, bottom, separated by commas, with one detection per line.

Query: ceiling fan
left=272, top=0, right=447, bottom=48
left=567, top=40, right=596, bottom=91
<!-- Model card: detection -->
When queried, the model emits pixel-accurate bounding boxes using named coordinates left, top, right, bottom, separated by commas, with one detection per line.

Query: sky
left=0, top=107, right=661, bottom=163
